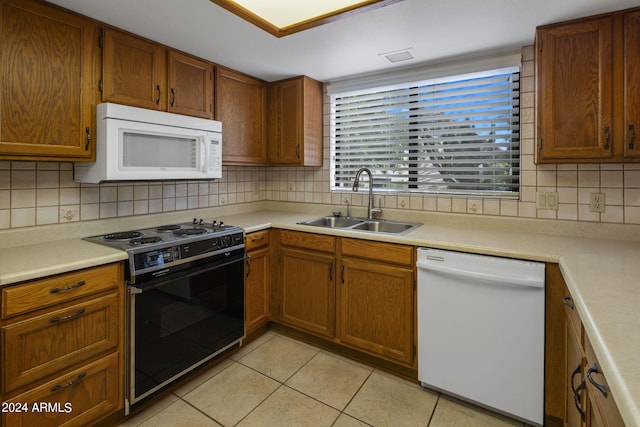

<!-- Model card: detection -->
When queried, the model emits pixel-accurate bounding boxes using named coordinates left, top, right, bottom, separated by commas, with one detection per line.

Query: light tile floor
left=118, top=332, right=528, bottom=427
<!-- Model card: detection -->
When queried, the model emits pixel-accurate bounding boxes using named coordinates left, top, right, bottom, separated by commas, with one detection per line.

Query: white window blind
left=330, top=67, right=520, bottom=198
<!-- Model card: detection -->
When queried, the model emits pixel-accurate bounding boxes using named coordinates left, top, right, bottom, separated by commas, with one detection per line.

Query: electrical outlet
left=589, top=192, right=606, bottom=213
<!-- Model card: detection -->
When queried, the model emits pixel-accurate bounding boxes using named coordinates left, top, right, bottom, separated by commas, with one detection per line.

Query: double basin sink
left=297, top=216, right=422, bottom=236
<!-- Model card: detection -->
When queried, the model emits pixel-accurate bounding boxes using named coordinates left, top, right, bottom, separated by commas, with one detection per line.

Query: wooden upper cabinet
left=624, top=10, right=640, bottom=159
left=536, top=8, right=640, bottom=163
left=102, top=29, right=166, bottom=110
left=0, top=0, right=97, bottom=161
left=215, top=67, right=267, bottom=164
left=168, top=51, right=213, bottom=119
left=536, top=15, right=614, bottom=162
left=102, top=29, right=213, bottom=118
left=268, top=76, right=323, bottom=166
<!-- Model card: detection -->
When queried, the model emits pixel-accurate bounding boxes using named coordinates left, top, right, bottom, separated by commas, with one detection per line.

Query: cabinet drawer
left=280, top=230, right=335, bottom=253
left=2, top=263, right=121, bottom=319
left=1, top=352, right=121, bottom=427
left=584, top=337, right=625, bottom=426
left=2, top=293, right=120, bottom=393
left=341, top=239, right=413, bottom=266
left=246, top=230, right=270, bottom=251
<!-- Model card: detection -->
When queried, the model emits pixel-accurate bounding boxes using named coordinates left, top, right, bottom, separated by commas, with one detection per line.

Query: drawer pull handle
left=570, top=364, right=581, bottom=394
left=49, top=309, right=85, bottom=324
left=604, top=125, right=610, bottom=150
left=251, top=236, right=265, bottom=242
left=630, top=124, right=636, bottom=149
left=50, top=372, right=86, bottom=393
left=587, top=363, right=608, bottom=396
left=562, top=296, right=575, bottom=310
left=50, top=280, right=86, bottom=294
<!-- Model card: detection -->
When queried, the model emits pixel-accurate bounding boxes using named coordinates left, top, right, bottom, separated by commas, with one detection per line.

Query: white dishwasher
left=417, top=248, right=545, bottom=426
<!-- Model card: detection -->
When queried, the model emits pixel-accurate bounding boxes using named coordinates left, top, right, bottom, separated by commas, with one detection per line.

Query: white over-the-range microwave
left=74, top=103, right=222, bottom=183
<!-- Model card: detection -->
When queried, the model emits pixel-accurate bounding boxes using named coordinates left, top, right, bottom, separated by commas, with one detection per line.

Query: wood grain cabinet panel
left=102, top=28, right=166, bottom=110
left=268, top=76, right=323, bottom=166
left=338, top=256, right=414, bottom=365
left=168, top=50, right=213, bottom=119
left=1, top=263, right=120, bottom=319
left=216, top=67, right=267, bottom=165
left=536, top=7, right=640, bottom=163
left=0, top=0, right=97, bottom=161
left=1, top=353, right=120, bottom=427
left=278, top=247, right=335, bottom=337
left=245, top=230, right=271, bottom=334
left=1, top=294, right=119, bottom=393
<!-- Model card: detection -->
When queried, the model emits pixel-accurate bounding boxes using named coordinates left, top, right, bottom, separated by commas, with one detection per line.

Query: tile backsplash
left=1, top=45, right=640, bottom=230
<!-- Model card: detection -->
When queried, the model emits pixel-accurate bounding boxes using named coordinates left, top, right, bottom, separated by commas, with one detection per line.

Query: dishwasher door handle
left=417, top=261, right=544, bottom=289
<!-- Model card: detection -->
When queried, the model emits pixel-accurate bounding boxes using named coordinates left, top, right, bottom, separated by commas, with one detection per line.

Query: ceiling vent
left=379, top=48, right=416, bottom=63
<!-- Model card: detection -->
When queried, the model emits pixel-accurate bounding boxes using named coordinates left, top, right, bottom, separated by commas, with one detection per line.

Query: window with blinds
left=330, top=67, right=520, bottom=197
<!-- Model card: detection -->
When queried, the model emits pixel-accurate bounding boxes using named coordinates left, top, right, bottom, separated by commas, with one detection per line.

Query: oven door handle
left=130, top=253, right=248, bottom=294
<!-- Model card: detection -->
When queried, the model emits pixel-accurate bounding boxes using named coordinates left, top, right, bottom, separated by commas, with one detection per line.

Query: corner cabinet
left=536, top=7, right=640, bottom=163
left=544, top=264, right=625, bottom=427
left=0, top=0, right=97, bottom=162
left=0, top=263, right=124, bottom=427
left=268, top=76, right=323, bottom=166
left=216, top=67, right=267, bottom=165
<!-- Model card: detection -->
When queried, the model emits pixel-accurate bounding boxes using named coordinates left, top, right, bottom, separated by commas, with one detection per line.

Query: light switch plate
left=536, top=191, right=558, bottom=210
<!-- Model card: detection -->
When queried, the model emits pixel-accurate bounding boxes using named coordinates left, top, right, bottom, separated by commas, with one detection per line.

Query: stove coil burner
left=103, top=231, right=143, bottom=240
left=156, top=224, right=181, bottom=232
left=129, top=236, right=163, bottom=246
left=173, top=227, right=207, bottom=236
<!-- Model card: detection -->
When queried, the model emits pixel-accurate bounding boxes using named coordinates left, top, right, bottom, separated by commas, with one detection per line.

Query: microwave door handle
left=199, top=139, right=207, bottom=172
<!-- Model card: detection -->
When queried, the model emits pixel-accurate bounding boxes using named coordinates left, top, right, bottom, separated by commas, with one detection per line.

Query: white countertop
left=1, top=205, right=639, bottom=425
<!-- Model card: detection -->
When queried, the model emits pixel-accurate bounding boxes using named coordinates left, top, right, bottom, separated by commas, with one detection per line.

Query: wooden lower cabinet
left=2, top=353, right=120, bottom=427
left=273, top=230, right=415, bottom=367
left=338, top=256, right=414, bottom=365
left=546, top=265, right=625, bottom=426
left=245, top=230, right=271, bottom=334
left=0, top=263, right=124, bottom=427
left=279, top=246, right=335, bottom=337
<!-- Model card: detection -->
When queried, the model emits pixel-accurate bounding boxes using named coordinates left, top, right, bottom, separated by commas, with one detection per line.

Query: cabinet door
left=0, top=0, right=96, bottom=161
left=624, top=11, right=640, bottom=158
left=278, top=247, right=335, bottom=337
left=537, top=16, right=614, bottom=161
left=245, top=246, right=270, bottom=334
left=168, top=51, right=213, bottom=119
left=269, top=78, right=303, bottom=165
left=216, top=67, right=267, bottom=165
left=566, top=315, right=586, bottom=427
left=102, top=29, right=166, bottom=110
left=338, top=257, right=414, bottom=365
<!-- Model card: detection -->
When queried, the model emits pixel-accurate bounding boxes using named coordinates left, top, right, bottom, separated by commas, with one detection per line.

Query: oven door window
left=131, top=259, right=244, bottom=401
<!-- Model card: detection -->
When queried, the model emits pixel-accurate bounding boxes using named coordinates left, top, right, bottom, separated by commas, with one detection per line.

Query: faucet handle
left=332, top=211, right=342, bottom=217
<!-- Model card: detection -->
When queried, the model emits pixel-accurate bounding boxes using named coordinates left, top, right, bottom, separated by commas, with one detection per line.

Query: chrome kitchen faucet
left=352, top=167, right=382, bottom=220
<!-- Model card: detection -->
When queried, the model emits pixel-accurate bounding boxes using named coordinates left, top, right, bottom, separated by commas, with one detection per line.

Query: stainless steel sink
left=351, top=220, right=416, bottom=234
left=299, top=216, right=365, bottom=228
left=297, top=216, right=421, bottom=235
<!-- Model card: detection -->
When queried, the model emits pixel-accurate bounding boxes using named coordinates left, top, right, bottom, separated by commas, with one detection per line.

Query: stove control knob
left=219, top=221, right=225, bottom=229
left=192, top=218, right=198, bottom=225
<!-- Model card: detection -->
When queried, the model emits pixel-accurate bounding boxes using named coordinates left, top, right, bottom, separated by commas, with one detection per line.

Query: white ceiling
left=45, top=0, right=640, bottom=82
